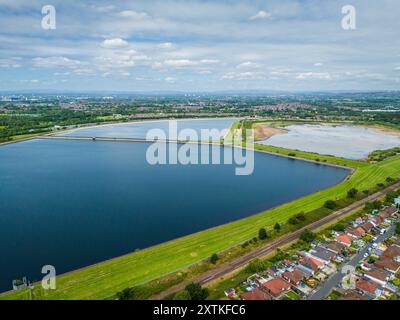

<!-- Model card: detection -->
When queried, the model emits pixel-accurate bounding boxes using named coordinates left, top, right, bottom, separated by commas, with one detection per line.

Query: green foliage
left=210, top=253, right=219, bottom=265
left=332, top=223, right=346, bottom=232
left=258, top=228, right=269, bottom=240
left=245, top=259, right=268, bottom=274
left=173, top=290, right=191, bottom=300
left=274, top=223, right=281, bottom=232
left=185, top=283, right=209, bottom=300
left=364, top=200, right=382, bottom=212
left=396, top=223, right=400, bottom=235
left=116, top=286, right=145, bottom=300
left=347, top=188, right=358, bottom=199
left=299, top=229, right=317, bottom=243
left=324, top=200, right=337, bottom=210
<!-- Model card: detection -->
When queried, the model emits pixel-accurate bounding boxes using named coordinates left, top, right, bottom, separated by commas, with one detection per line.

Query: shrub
left=245, top=259, right=268, bottom=273
left=210, top=253, right=219, bottom=265
left=258, top=228, right=269, bottom=240
left=347, top=188, right=358, bottom=199
left=324, top=200, right=337, bottom=210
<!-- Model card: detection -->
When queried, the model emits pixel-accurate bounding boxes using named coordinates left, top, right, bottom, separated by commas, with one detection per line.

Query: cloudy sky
left=0, top=0, right=399, bottom=92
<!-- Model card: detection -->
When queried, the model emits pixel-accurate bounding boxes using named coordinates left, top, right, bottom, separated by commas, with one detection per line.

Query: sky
left=0, top=0, right=399, bottom=92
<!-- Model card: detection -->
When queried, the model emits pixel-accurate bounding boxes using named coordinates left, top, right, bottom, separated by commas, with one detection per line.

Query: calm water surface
left=0, top=139, right=348, bottom=291
left=56, top=118, right=238, bottom=140
left=259, top=124, right=400, bottom=159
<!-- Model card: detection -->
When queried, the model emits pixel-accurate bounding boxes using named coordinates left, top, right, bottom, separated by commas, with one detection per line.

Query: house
left=347, top=226, right=366, bottom=238
left=338, top=290, right=369, bottom=301
left=261, top=278, right=291, bottom=298
left=383, top=245, right=400, bottom=260
left=307, top=246, right=337, bottom=264
left=378, top=207, right=396, bottom=219
left=224, top=288, right=237, bottom=299
left=369, top=215, right=383, bottom=226
left=240, top=288, right=272, bottom=301
left=359, top=222, right=375, bottom=234
left=375, top=256, right=400, bottom=274
left=282, top=269, right=307, bottom=286
left=364, top=268, right=393, bottom=287
left=266, top=266, right=279, bottom=277
left=335, top=233, right=353, bottom=247
left=321, top=241, right=346, bottom=255
left=356, top=278, right=382, bottom=298
left=300, top=256, right=324, bottom=271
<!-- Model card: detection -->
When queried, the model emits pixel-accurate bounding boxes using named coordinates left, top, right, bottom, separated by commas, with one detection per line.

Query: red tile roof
left=300, top=256, right=323, bottom=272
left=336, top=233, right=353, bottom=246
left=359, top=222, right=374, bottom=233
left=364, top=269, right=388, bottom=282
left=356, top=278, right=379, bottom=294
left=347, top=227, right=366, bottom=237
left=261, top=278, right=291, bottom=297
left=339, top=290, right=368, bottom=301
left=282, top=269, right=307, bottom=285
left=375, top=257, right=400, bottom=273
left=240, top=288, right=272, bottom=301
left=383, top=245, right=400, bottom=259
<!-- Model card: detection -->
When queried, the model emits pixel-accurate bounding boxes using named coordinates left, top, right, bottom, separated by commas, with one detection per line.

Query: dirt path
left=151, top=181, right=400, bottom=300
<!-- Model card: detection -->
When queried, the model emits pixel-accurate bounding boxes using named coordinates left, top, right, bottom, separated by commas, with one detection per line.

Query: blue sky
left=0, top=0, right=399, bottom=92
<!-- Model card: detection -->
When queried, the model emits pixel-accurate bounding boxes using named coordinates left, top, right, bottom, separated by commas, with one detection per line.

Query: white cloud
left=118, top=10, right=148, bottom=19
left=165, top=77, right=176, bottom=83
left=249, top=11, right=272, bottom=21
left=222, top=71, right=266, bottom=80
left=314, top=62, right=323, bottom=67
left=158, top=42, right=174, bottom=49
left=32, top=57, right=81, bottom=68
left=163, top=59, right=219, bottom=68
left=101, top=38, right=129, bottom=49
left=394, top=66, right=400, bottom=70
left=0, top=58, right=21, bottom=68
left=236, top=61, right=261, bottom=69
left=296, top=72, right=331, bottom=80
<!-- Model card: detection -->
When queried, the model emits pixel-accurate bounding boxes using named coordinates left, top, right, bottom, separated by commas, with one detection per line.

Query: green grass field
left=2, top=126, right=400, bottom=300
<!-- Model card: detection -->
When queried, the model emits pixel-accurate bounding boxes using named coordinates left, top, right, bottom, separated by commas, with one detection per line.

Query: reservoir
left=0, top=138, right=348, bottom=292
left=259, top=124, right=400, bottom=159
left=56, top=118, right=239, bottom=140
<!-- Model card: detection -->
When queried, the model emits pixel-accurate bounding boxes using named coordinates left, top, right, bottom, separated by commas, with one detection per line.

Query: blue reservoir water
left=0, top=139, right=348, bottom=291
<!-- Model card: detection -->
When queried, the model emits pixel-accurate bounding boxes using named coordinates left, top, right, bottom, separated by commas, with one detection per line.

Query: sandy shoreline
left=252, top=122, right=288, bottom=141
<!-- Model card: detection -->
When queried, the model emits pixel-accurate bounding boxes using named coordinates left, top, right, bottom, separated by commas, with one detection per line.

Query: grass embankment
left=2, top=123, right=400, bottom=300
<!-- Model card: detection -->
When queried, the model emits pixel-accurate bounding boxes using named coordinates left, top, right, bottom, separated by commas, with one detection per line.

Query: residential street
left=152, top=181, right=400, bottom=300
left=308, top=223, right=397, bottom=300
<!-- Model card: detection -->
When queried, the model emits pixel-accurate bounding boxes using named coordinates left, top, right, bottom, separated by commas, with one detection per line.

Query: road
left=308, top=223, right=396, bottom=300
left=151, top=181, right=400, bottom=300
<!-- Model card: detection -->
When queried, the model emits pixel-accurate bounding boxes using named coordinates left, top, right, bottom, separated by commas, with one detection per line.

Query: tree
left=324, top=200, right=337, bottom=210
left=347, top=188, right=358, bottom=199
left=295, top=212, right=306, bottom=221
left=258, top=228, right=268, bottom=240
left=173, top=290, right=191, bottom=300
left=300, top=229, right=316, bottom=243
left=274, top=223, right=281, bottom=232
left=332, top=223, right=345, bottom=232
left=117, top=288, right=133, bottom=300
left=396, top=223, right=400, bottom=235
left=386, top=177, right=395, bottom=183
left=288, top=217, right=299, bottom=225
left=185, top=283, right=209, bottom=300
left=210, top=253, right=219, bottom=265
